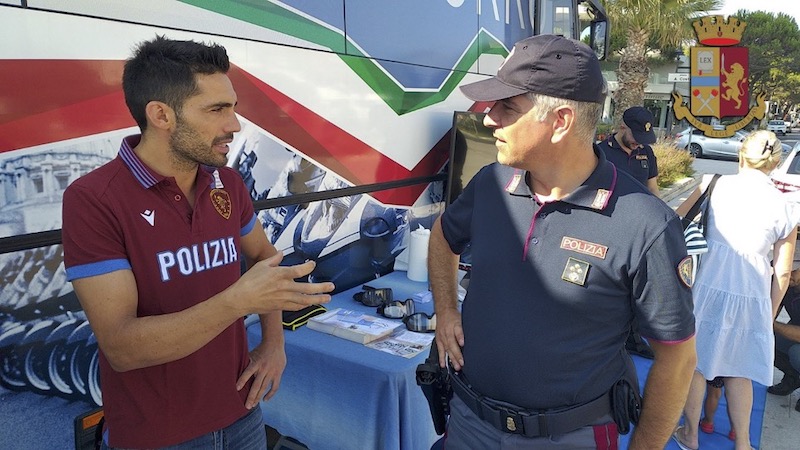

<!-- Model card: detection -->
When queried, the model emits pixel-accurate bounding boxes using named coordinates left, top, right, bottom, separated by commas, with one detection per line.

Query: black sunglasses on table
left=377, top=299, right=415, bottom=319
left=353, top=285, right=393, bottom=306
left=403, top=312, right=436, bottom=333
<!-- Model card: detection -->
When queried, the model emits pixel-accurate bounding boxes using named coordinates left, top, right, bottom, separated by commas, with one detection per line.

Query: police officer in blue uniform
left=597, top=106, right=660, bottom=196
left=428, top=35, right=697, bottom=449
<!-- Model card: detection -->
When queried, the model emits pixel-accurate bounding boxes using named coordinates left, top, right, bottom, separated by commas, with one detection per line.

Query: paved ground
left=665, top=177, right=800, bottom=450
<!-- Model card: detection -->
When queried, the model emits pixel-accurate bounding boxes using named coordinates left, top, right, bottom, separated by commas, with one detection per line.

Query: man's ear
left=144, top=101, right=176, bottom=131
left=550, top=105, right=574, bottom=143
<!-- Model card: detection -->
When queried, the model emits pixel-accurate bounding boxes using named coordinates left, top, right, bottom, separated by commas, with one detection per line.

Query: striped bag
left=681, top=174, right=722, bottom=257
left=683, top=221, right=708, bottom=255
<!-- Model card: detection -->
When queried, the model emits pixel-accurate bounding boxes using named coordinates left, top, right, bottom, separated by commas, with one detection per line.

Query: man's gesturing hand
left=233, top=252, right=335, bottom=315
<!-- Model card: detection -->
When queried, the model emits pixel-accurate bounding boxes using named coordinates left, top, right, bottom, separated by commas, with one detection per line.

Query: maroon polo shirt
left=62, top=135, right=258, bottom=448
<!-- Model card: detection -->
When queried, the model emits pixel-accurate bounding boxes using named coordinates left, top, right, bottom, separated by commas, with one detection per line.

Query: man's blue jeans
left=101, top=407, right=266, bottom=450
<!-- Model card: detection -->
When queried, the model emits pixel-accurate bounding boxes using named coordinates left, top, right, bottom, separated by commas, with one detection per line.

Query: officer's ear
left=550, top=105, right=575, bottom=144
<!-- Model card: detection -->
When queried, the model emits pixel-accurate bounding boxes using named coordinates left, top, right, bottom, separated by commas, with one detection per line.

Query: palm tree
left=603, top=0, right=723, bottom=125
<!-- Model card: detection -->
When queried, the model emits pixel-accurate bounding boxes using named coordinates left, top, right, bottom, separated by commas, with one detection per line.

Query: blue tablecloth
left=247, top=270, right=439, bottom=450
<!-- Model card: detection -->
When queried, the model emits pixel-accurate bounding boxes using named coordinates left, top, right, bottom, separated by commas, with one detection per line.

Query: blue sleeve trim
left=66, top=259, right=131, bottom=281
left=241, top=213, right=257, bottom=237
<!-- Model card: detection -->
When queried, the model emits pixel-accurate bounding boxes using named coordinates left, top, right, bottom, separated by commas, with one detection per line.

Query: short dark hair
left=122, top=35, right=230, bottom=131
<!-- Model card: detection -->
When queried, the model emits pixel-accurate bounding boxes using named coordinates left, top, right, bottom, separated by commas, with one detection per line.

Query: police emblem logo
left=506, top=416, right=517, bottom=432
left=210, top=188, right=232, bottom=219
left=678, top=255, right=694, bottom=288
left=645, top=122, right=651, bottom=132
left=561, top=257, right=590, bottom=286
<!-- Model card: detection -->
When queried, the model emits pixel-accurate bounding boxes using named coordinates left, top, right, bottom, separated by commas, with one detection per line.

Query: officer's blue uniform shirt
left=440, top=146, right=694, bottom=411
left=597, top=133, right=658, bottom=187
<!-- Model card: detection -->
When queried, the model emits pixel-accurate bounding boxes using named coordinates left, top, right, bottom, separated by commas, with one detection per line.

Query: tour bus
left=0, top=1, right=607, bottom=447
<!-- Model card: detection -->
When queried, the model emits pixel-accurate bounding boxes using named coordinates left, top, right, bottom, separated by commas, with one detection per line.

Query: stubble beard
left=621, top=132, right=639, bottom=151
left=169, top=119, right=230, bottom=170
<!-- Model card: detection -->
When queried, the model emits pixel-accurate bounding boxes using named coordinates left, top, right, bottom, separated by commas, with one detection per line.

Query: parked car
left=768, top=119, right=788, bottom=135
left=772, top=141, right=800, bottom=194
left=673, top=127, right=747, bottom=159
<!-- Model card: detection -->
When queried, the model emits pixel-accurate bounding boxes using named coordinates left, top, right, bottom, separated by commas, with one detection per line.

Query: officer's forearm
left=628, top=338, right=697, bottom=449
left=428, top=218, right=460, bottom=314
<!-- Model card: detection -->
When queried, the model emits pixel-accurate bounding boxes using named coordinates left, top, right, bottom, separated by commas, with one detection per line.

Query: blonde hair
left=739, top=130, right=782, bottom=171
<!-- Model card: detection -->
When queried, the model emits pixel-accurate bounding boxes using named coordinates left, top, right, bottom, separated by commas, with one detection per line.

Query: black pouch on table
left=282, top=304, right=328, bottom=330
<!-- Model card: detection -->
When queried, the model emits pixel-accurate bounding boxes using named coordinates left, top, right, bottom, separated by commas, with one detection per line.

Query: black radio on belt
left=416, top=344, right=452, bottom=435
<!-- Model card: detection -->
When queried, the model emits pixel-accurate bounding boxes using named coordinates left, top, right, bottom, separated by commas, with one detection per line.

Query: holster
left=610, top=356, right=642, bottom=434
left=415, top=344, right=452, bottom=435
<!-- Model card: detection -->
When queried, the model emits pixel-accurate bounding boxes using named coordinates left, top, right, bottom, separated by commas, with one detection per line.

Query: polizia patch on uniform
left=677, top=255, right=694, bottom=288
left=560, top=237, right=608, bottom=259
left=562, top=257, right=590, bottom=286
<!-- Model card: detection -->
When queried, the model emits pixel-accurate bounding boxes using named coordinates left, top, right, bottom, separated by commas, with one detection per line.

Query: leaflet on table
left=366, top=329, right=435, bottom=358
left=306, top=308, right=401, bottom=344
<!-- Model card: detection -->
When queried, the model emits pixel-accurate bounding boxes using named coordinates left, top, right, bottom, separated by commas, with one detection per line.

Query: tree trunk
left=613, top=29, right=651, bottom=126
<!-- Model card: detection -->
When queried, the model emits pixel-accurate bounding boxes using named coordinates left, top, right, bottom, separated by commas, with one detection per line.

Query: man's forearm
left=428, top=219, right=460, bottom=314
left=628, top=339, right=696, bottom=449
left=260, top=311, right=285, bottom=347
left=775, top=321, right=800, bottom=342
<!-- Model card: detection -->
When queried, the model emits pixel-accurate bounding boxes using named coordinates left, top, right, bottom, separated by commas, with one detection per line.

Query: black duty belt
left=450, top=370, right=612, bottom=438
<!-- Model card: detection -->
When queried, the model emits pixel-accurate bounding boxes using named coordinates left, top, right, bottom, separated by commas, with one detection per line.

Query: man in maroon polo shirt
left=61, top=36, right=334, bottom=449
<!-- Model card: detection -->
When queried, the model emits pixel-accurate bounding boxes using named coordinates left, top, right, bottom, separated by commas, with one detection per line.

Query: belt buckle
left=499, top=407, right=528, bottom=435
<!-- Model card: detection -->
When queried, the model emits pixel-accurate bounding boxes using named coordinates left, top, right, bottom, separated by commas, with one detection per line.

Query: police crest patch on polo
left=210, top=188, right=232, bottom=219
left=562, top=257, right=590, bottom=286
left=677, top=256, right=694, bottom=288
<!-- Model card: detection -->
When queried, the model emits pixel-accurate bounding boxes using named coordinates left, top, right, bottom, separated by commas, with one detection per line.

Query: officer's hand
left=233, top=252, right=334, bottom=314
left=435, top=306, right=464, bottom=370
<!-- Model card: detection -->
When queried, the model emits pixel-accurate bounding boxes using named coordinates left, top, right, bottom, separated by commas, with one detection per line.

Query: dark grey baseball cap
left=460, top=34, right=607, bottom=104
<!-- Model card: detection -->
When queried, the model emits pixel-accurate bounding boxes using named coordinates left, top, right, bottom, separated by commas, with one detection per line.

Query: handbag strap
left=699, top=174, right=721, bottom=231
left=681, top=174, right=722, bottom=229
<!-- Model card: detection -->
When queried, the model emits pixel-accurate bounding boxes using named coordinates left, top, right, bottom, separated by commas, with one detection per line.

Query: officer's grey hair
left=526, top=92, right=602, bottom=143
left=740, top=130, right=782, bottom=171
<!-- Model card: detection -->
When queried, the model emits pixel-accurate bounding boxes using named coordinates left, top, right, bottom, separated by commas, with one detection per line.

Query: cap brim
left=460, top=77, right=529, bottom=102
left=632, top=130, right=656, bottom=145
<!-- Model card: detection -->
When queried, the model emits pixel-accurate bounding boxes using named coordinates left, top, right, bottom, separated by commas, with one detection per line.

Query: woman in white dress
left=672, top=130, right=799, bottom=450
